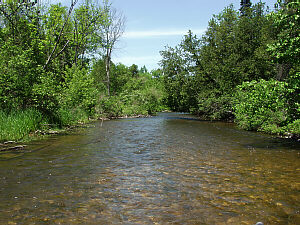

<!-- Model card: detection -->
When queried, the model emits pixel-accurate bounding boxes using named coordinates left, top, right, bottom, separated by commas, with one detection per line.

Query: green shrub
left=233, top=79, right=290, bottom=134
left=57, top=107, right=89, bottom=126
left=32, top=71, right=61, bottom=119
left=286, top=119, right=300, bottom=135
left=97, top=74, right=165, bottom=118
left=99, top=96, right=123, bottom=118
left=61, top=66, right=99, bottom=115
left=197, top=91, right=233, bottom=120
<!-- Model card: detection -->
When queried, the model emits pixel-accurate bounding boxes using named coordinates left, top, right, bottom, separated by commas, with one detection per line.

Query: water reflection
left=0, top=113, right=299, bottom=224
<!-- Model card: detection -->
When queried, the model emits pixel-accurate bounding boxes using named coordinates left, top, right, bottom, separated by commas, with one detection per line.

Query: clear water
left=0, top=113, right=299, bottom=224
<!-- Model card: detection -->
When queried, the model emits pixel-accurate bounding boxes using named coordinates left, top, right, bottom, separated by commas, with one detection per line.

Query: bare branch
left=101, top=4, right=126, bottom=96
left=43, top=0, right=78, bottom=69
left=53, top=40, right=70, bottom=60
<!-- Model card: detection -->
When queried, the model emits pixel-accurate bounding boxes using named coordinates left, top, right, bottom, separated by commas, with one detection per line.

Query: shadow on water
left=166, top=112, right=300, bottom=151
left=244, top=137, right=300, bottom=151
left=0, top=112, right=299, bottom=225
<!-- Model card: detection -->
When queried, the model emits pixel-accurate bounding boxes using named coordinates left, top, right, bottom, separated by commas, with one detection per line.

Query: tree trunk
left=106, top=50, right=111, bottom=96
left=276, top=63, right=291, bottom=81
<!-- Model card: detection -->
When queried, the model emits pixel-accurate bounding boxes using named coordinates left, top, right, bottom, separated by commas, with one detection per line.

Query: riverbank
left=0, top=108, right=86, bottom=144
left=0, top=109, right=43, bottom=143
left=0, top=108, right=153, bottom=147
left=194, top=114, right=300, bottom=141
left=1, top=109, right=298, bottom=151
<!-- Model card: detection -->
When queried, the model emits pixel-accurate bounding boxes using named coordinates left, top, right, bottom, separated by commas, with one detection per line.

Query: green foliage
left=160, top=3, right=275, bottom=119
left=197, top=92, right=233, bottom=120
left=72, top=1, right=106, bottom=58
left=0, top=25, right=43, bottom=109
left=119, top=87, right=163, bottom=116
left=57, top=107, right=89, bottom=127
left=97, top=69, right=166, bottom=118
left=285, top=70, right=300, bottom=123
left=1, top=0, right=297, bottom=141
left=90, top=58, right=109, bottom=92
left=0, top=1, right=126, bottom=140
left=158, top=1, right=298, bottom=136
left=159, top=45, right=198, bottom=112
left=267, top=0, right=300, bottom=66
left=110, top=63, right=132, bottom=94
left=99, top=96, right=123, bottom=118
left=0, top=109, right=43, bottom=142
left=32, top=71, right=61, bottom=119
left=286, top=119, right=300, bottom=135
left=62, top=66, right=98, bottom=114
left=233, top=79, right=290, bottom=134
left=235, top=1, right=300, bottom=135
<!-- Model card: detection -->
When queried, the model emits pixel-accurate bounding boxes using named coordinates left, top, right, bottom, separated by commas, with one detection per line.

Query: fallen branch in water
left=0, top=145, right=27, bottom=152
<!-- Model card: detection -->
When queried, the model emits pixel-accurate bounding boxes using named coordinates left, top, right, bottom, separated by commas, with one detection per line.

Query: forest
left=0, top=0, right=299, bottom=142
left=159, top=0, right=299, bottom=136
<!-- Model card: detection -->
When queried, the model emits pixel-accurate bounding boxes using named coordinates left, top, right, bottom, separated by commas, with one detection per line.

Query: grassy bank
left=0, top=108, right=94, bottom=143
left=0, top=109, right=43, bottom=142
left=0, top=102, right=162, bottom=143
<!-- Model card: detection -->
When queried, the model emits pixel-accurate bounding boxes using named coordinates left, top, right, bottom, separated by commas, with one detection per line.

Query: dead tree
left=102, top=3, right=125, bottom=96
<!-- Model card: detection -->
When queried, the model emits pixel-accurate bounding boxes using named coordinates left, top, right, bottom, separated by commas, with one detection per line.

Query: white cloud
left=123, top=28, right=206, bottom=39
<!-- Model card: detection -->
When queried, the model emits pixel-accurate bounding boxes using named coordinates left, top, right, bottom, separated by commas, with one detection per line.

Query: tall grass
left=57, top=107, right=90, bottom=126
left=0, top=109, right=42, bottom=142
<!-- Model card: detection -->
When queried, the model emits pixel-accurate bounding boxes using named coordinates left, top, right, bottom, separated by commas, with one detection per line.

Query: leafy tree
left=43, top=1, right=78, bottom=70
left=110, top=63, right=131, bottom=94
left=160, top=3, right=277, bottom=120
left=92, top=61, right=165, bottom=117
left=139, top=65, right=148, bottom=74
left=90, top=57, right=108, bottom=93
left=268, top=0, right=299, bottom=79
left=233, top=0, right=299, bottom=135
left=129, top=64, right=139, bottom=78
left=268, top=0, right=300, bottom=125
left=72, top=0, right=107, bottom=65
left=0, top=1, right=120, bottom=122
left=0, top=1, right=44, bottom=109
left=159, top=45, right=193, bottom=112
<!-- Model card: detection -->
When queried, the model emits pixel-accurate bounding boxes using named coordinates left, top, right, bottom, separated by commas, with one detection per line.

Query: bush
left=233, top=79, right=290, bottom=134
left=98, top=96, right=123, bottom=118
left=197, top=91, right=233, bottom=120
left=0, top=43, right=42, bottom=110
left=61, top=66, right=99, bottom=115
left=57, top=107, right=89, bottom=126
left=98, top=87, right=164, bottom=118
left=97, top=74, right=165, bottom=118
left=32, top=71, right=61, bottom=120
left=286, top=119, right=300, bottom=135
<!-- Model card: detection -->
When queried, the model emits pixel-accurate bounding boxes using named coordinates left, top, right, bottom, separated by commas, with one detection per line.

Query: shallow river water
left=0, top=113, right=299, bottom=225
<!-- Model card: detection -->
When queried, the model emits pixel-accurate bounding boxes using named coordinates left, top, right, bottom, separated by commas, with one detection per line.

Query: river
left=0, top=113, right=299, bottom=224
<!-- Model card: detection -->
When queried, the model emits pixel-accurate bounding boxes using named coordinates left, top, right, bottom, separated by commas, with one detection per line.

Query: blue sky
left=110, top=0, right=278, bottom=71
